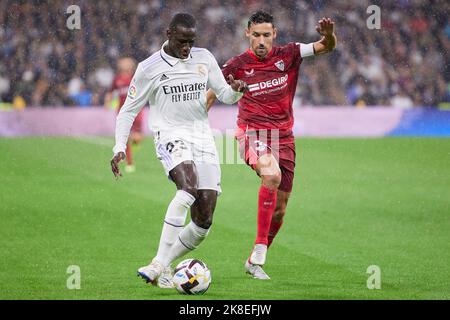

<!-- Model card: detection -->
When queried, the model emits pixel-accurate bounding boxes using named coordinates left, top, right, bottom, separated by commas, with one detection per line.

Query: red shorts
left=235, top=126, right=296, bottom=193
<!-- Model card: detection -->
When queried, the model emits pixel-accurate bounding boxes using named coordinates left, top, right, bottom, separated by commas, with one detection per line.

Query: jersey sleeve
left=221, top=57, right=237, bottom=79
left=113, top=64, right=151, bottom=154
left=206, top=51, right=243, bottom=105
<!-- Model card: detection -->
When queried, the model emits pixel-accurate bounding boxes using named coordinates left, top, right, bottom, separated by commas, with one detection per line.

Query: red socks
left=255, top=184, right=277, bottom=245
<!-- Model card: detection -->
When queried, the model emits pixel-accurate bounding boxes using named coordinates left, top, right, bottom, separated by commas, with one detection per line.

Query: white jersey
left=113, top=41, right=243, bottom=154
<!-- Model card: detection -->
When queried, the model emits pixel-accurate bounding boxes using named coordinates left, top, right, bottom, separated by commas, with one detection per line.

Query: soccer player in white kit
left=110, top=13, right=246, bottom=288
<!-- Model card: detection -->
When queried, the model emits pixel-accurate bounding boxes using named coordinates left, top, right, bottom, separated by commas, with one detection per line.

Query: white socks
left=154, top=190, right=195, bottom=264
left=161, top=221, right=210, bottom=267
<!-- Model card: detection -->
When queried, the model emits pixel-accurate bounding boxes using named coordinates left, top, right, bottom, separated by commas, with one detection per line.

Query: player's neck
left=163, top=45, right=177, bottom=59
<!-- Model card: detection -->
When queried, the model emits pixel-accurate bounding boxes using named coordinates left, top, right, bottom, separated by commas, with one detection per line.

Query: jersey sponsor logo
left=162, top=82, right=207, bottom=103
left=244, top=69, right=255, bottom=76
left=162, top=82, right=206, bottom=94
left=247, top=74, right=288, bottom=93
left=128, top=84, right=137, bottom=99
left=275, top=60, right=285, bottom=71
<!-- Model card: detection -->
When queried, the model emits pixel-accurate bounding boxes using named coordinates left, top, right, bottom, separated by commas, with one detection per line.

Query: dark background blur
left=0, top=0, right=449, bottom=108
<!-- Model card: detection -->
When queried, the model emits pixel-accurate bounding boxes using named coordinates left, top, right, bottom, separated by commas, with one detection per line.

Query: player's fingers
left=228, top=74, right=235, bottom=83
left=111, top=160, right=119, bottom=176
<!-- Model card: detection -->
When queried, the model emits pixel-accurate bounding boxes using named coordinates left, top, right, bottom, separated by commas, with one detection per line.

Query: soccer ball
left=172, top=259, right=211, bottom=295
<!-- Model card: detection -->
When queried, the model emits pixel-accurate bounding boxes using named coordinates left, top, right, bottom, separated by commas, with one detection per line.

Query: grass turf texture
left=0, top=137, right=449, bottom=300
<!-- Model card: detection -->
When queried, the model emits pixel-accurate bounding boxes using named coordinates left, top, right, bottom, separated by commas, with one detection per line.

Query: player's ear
left=166, top=28, right=172, bottom=40
left=273, top=27, right=277, bottom=40
left=245, top=28, right=251, bottom=38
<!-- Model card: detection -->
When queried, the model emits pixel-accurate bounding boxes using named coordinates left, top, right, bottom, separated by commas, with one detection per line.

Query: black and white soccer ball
left=172, top=259, right=211, bottom=295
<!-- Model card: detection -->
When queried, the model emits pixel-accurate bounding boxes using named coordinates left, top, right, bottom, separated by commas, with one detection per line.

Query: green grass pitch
left=0, top=137, right=449, bottom=300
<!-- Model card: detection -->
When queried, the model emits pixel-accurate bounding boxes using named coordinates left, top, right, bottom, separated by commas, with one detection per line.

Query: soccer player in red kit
left=106, top=57, right=144, bottom=173
left=207, top=11, right=337, bottom=279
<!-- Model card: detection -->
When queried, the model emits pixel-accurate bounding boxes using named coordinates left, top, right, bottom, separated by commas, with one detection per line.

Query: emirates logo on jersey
left=275, top=60, right=285, bottom=71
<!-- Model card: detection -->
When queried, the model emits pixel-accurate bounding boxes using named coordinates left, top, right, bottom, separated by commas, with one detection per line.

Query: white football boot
left=137, top=259, right=164, bottom=285
left=245, top=244, right=270, bottom=280
left=157, top=266, right=175, bottom=289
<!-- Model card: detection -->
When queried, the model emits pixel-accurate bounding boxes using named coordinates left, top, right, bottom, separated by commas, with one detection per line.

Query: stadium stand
left=0, top=0, right=449, bottom=107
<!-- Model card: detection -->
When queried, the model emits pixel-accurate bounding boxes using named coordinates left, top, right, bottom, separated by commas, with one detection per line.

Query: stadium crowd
left=0, top=0, right=449, bottom=108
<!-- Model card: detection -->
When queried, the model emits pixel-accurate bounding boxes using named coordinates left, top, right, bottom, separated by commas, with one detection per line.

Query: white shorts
left=154, top=131, right=221, bottom=194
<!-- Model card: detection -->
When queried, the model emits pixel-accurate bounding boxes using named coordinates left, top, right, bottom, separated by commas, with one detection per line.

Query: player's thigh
left=278, top=143, right=296, bottom=193
left=155, top=134, right=198, bottom=191
left=255, top=153, right=281, bottom=177
left=169, top=161, right=199, bottom=195
left=236, top=129, right=280, bottom=177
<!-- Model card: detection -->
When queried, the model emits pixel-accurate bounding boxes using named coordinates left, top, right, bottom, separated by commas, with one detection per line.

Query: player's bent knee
left=182, top=186, right=198, bottom=199
left=192, top=214, right=213, bottom=229
left=262, top=172, right=282, bottom=189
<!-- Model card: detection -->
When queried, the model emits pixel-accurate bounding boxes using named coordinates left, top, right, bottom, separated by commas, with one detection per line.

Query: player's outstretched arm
left=313, top=17, right=337, bottom=55
left=206, top=76, right=245, bottom=111
left=110, top=151, right=126, bottom=179
left=207, top=51, right=246, bottom=105
left=206, top=89, right=217, bottom=112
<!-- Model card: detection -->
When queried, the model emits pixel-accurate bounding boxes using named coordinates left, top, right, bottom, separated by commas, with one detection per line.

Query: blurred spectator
left=0, top=0, right=448, bottom=107
left=70, top=83, right=93, bottom=107
left=390, top=88, right=414, bottom=109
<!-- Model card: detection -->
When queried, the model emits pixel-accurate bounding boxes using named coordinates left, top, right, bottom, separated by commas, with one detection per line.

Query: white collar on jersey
left=160, top=40, right=191, bottom=66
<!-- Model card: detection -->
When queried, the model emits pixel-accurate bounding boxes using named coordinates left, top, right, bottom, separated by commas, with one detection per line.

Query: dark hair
left=169, top=13, right=196, bottom=31
left=247, top=10, right=274, bottom=28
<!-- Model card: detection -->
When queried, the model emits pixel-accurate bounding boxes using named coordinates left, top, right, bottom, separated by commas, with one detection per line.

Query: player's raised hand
left=110, top=152, right=126, bottom=179
left=228, top=75, right=248, bottom=93
left=316, top=17, right=335, bottom=37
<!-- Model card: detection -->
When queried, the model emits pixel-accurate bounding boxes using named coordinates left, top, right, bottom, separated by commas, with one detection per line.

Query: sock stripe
left=178, top=235, right=195, bottom=251
left=163, top=220, right=184, bottom=228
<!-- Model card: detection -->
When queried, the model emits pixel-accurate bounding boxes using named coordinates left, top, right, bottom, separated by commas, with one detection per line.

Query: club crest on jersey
left=275, top=60, right=285, bottom=71
left=244, top=69, right=255, bottom=77
left=128, top=84, right=137, bottom=99
left=197, top=65, right=207, bottom=77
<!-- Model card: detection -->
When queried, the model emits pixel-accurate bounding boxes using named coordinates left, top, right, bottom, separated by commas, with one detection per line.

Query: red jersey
left=111, top=73, right=144, bottom=133
left=111, top=73, right=133, bottom=110
left=222, top=42, right=302, bottom=133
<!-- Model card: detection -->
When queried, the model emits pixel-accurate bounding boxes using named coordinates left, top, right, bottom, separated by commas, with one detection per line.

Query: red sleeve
left=287, top=42, right=302, bottom=65
left=221, top=57, right=238, bottom=82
